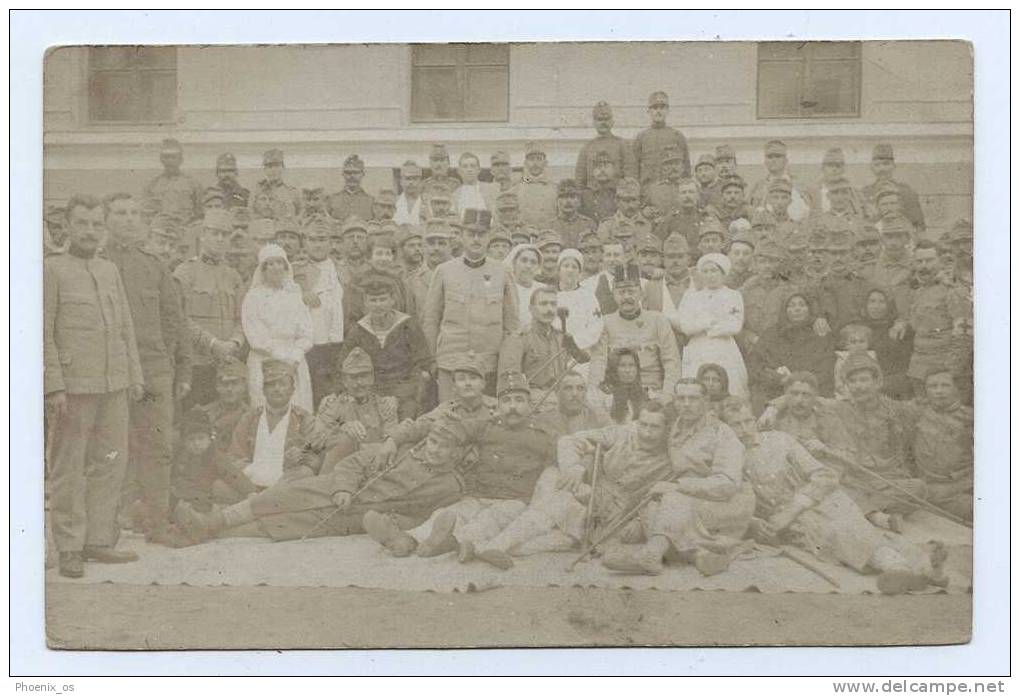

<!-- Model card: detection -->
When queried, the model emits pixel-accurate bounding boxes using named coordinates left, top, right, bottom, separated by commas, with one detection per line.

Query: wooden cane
left=568, top=492, right=653, bottom=571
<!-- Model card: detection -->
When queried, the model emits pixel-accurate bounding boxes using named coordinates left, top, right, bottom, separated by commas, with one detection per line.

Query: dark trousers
left=121, top=372, right=175, bottom=532
left=306, top=343, right=341, bottom=412
left=182, top=363, right=218, bottom=412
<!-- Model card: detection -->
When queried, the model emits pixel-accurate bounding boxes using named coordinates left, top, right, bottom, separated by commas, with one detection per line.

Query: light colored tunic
left=241, top=284, right=314, bottom=412
left=676, top=286, right=749, bottom=399
left=557, top=284, right=604, bottom=350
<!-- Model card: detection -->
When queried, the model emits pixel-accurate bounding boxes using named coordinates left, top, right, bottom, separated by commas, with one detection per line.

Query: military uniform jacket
left=667, top=413, right=746, bottom=501
left=457, top=416, right=556, bottom=501
left=253, top=179, right=302, bottom=220
left=906, top=277, right=968, bottom=356
left=862, top=178, right=926, bottom=232
left=512, top=175, right=558, bottom=227
left=587, top=309, right=682, bottom=400
left=550, top=214, right=595, bottom=251
left=422, top=256, right=519, bottom=373
left=575, top=134, right=638, bottom=189
left=497, top=321, right=571, bottom=390
left=742, top=430, right=839, bottom=519
left=579, top=186, right=618, bottom=226
left=814, top=396, right=920, bottom=481
left=596, top=211, right=655, bottom=243
left=635, top=125, right=691, bottom=185
left=912, top=402, right=973, bottom=484
left=223, top=404, right=322, bottom=493
left=106, top=241, right=192, bottom=383
left=389, top=395, right=498, bottom=447
left=173, top=257, right=245, bottom=364
left=327, top=187, right=375, bottom=224
left=197, top=399, right=249, bottom=453
left=44, top=252, right=144, bottom=395
left=207, top=181, right=250, bottom=210
left=145, top=171, right=204, bottom=224
left=314, top=392, right=399, bottom=451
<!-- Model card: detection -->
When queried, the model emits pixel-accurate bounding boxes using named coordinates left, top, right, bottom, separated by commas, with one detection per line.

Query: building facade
left=44, top=41, right=972, bottom=236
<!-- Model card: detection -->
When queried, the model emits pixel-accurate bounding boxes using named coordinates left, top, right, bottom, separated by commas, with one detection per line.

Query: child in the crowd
left=834, top=323, right=878, bottom=399
left=599, top=347, right=647, bottom=423
left=170, top=409, right=230, bottom=514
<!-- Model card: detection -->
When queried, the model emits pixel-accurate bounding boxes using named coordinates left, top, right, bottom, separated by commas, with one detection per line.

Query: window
left=411, top=43, right=509, bottom=123
left=88, top=46, right=177, bottom=123
left=757, top=42, right=861, bottom=119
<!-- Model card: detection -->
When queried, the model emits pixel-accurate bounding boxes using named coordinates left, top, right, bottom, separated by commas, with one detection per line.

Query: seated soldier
left=309, top=347, right=399, bottom=472
left=174, top=419, right=467, bottom=544
left=720, top=398, right=947, bottom=594
left=337, top=274, right=432, bottom=421
left=195, top=357, right=250, bottom=455
left=912, top=369, right=973, bottom=522
left=170, top=409, right=238, bottom=514
left=212, top=359, right=321, bottom=503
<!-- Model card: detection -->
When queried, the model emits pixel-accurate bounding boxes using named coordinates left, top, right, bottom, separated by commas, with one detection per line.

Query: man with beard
left=144, top=138, right=204, bottom=225
left=423, top=209, right=519, bottom=401
left=45, top=194, right=144, bottom=577
left=900, top=241, right=971, bottom=395
left=371, top=188, right=397, bottom=223
left=861, top=143, right=926, bottom=234
left=103, top=193, right=192, bottom=545
left=327, top=154, right=375, bottom=224
left=394, top=161, right=425, bottom=226
left=587, top=264, right=681, bottom=407
left=575, top=101, right=637, bottom=190
left=635, top=91, right=691, bottom=188
left=499, top=286, right=589, bottom=398
left=173, top=209, right=246, bottom=408
left=252, top=149, right=301, bottom=221
left=597, top=381, right=755, bottom=576
left=550, top=179, right=595, bottom=250
left=206, top=153, right=250, bottom=213
left=597, top=177, right=655, bottom=248
left=722, top=398, right=946, bottom=594
left=363, top=372, right=556, bottom=564
left=578, top=150, right=619, bottom=225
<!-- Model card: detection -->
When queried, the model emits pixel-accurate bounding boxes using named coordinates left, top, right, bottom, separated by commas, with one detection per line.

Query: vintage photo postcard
left=41, top=39, right=974, bottom=650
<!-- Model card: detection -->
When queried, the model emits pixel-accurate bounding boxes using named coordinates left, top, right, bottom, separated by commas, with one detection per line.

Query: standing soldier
left=327, top=154, right=375, bottom=224
left=861, top=143, right=926, bottom=234
left=489, top=150, right=516, bottom=197
left=513, top=141, right=558, bottom=227
left=103, top=193, right=192, bottom=545
left=578, top=150, right=619, bottom=225
left=575, top=101, right=637, bottom=190
left=587, top=264, right=681, bottom=405
left=423, top=209, right=519, bottom=401
left=173, top=209, right=246, bottom=409
left=422, top=144, right=462, bottom=206
left=45, top=195, right=144, bottom=578
left=207, top=153, right=250, bottom=213
left=550, top=179, right=595, bottom=251
left=371, top=188, right=397, bottom=222
left=144, top=138, right=204, bottom=226
left=252, top=149, right=302, bottom=221
left=634, top=91, right=691, bottom=189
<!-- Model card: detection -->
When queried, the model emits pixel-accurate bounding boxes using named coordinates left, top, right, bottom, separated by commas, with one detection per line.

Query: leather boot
left=416, top=509, right=458, bottom=557
left=363, top=510, right=417, bottom=557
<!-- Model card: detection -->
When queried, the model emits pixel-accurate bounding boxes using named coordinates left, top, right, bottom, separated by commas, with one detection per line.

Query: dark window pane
left=805, top=60, right=859, bottom=114
left=135, top=46, right=177, bottom=69
left=138, top=71, right=177, bottom=121
left=466, top=43, right=509, bottom=65
left=464, top=66, right=508, bottom=121
left=413, top=44, right=459, bottom=66
left=89, top=46, right=135, bottom=70
left=758, top=62, right=802, bottom=117
left=89, top=71, right=137, bottom=121
left=411, top=66, right=461, bottom=121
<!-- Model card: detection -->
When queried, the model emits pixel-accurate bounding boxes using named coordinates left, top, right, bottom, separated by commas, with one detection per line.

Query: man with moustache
left=252, top=149, right=301, bottom=221
left=575, top=101, right=637, bottom=190
left=550, top=179, right=596, bottom=250
left=45, top=194, right=145, bottom=577
left=643, top=145, right=690, bottom=220
left=144, top=138, right=204, bottom=225
left=332, top=217, right=372, bottom=290
left=597, top=177, right=656, bottom=250
left=578, top=150, right=620, bottom=225
left=327, top=154, right=375, bottom=224
left=635, top=91, right=691, bottom=189
left=371, top=188, right=398, bottom=223
left=206, top=153, right=250, bottom=213
left=653, top=177, right=704, bottom=247
left=103, top=193, right=192, bottom=545
left=861, top=143, right=926, bottom=234
left=514, top=141, right=559, bottom=227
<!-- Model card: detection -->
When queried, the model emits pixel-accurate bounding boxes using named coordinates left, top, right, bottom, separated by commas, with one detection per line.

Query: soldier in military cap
left=866, top=216, right=915, bottom=293
left=750, top=207, right=777, bottom=245
left=422, top=217, right=455, bottom=271
left=544, top=179, right=590, bottom=250
left=491, top=190, right=528, bottom=243
left=636, top=230, right=664, bottom=280
left=422, top=143, right=463, bottom=205
left=710, top=174, right=751, bottom=231
left=761, top=177, right=800, bottom=246
left=534, top=231, right=564, bottom=285
left=394, top=160, right=425, bottom=226
left=739, top=237, right=801, bottom=356
left=871, top=184, right=920, bottom=241
left=714, top=144, right=739, bottom=179
left=641, top=232, right=695, bottom=335
left=325, top=154, right=374, bottom=224
left=251, top=149, right=301, bottom=221
left=578, top=229, right=604, bottom=280
left=364, top=370, right=557, bottom=567
left=307, top=347, right=400, bottom=472
left=489, top=150, right=515, bottom=195
left=813, top=176, right=867, bottom=240
left=597, top=177, right=655, bottom=252
left=643, top=144, right=687, bottom=219
left=370, top=187, right=396, bottom=222
left=511, top=141, right=557, bottom=227
left=331, top=216, right=372, bottom=290
left=653, top=176, right=703, bottom=246
left=208, top=152, right=250, bottom=212
left=225, top=230, right=258, bottom=284
left=861, top=143, right=926, bottom=233
left=748, top=140, right=811, bottom=221
left=273, top=216, right=304, bottom=263
left=144, top=138, right=204, bottom=226
left=726, top=227, right=756, bottom=289
left=194, top=357, right=249, bottom=455
left=820, top=220, right=874, bottom=330
left=424, top=187, right=457, bottom=224
left=587, top=263, right=681, bottom=406
left=575, top=101, right=637, bottom=189
left=578, top=149, right=619, bottom=225
left=853, top=223, right=882, bottom=277
left=694, top=153, right=720, bottom=208
left=301, top=187, right=328, bottom=222
left=808, top=147, right=870, bottom=219
left=948, top=218, right=973, bottom=287
left=697, top=217, right=727, bottom=259
left=487, top=229, right=512, bottom=262
left=635, top=90, right=691, bottom=188
left=423, top=209, right=519, bottom=401
left=174, top=208, right=246, bottom=409
left=144, top=215, right=181, bottom=266
left=804, top=226, right=832, bottom=289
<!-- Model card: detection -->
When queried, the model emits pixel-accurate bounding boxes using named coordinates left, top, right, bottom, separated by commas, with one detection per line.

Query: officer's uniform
left=106, top=237, right=192, bottom=538
left=634, top=91, right=691, bottom=187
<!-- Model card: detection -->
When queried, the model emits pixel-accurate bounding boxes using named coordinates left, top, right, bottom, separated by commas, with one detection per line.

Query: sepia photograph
left=22, top=12, right=1000, bottom=667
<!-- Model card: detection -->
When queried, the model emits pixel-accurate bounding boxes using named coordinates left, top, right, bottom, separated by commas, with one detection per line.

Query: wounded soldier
left=719, top=397, right=948, bottom=594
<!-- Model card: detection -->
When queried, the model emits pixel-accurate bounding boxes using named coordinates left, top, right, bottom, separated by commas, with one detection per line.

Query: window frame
left=410, top=43, right=510, bottom=124
left=756, top=41, right=862, bottom=120
left=86, top=45, right=178, bottom=126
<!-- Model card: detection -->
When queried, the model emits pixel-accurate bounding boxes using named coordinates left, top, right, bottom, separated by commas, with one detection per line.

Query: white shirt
left=245, top=407, right=290, bottom=488
left=394, top=194, right=423, bottom=226
left=308, top=258, right=344, bottom=345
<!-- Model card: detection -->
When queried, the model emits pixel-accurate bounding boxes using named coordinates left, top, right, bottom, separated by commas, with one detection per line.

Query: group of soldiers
left=44, top=90, right=973, bottom=593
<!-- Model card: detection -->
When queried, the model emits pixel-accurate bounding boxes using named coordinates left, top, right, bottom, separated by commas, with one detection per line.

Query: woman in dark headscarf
left=753, top=291, right=837, bottom=401
left=696, top=363, right=731, bottom=417
left=859, top=287, right=914, bottom=399
left=599, top=347, right=646, bottom=424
